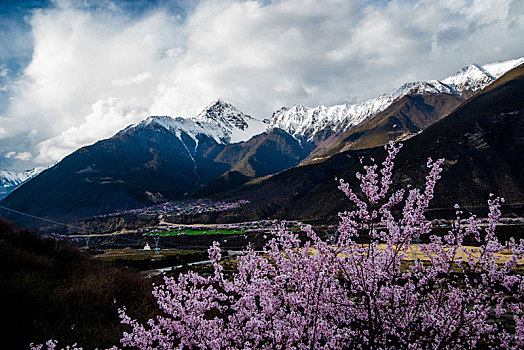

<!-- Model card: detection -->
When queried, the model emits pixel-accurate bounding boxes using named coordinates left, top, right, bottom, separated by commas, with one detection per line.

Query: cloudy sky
left=0, top=0, right=523, bottom=171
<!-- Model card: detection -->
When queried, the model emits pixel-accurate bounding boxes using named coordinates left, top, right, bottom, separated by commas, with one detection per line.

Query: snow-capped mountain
left=269, top=57, right=524, bottom=141
left=440, top=58, right=524, bottom=94
left=441, top=64, right=495, bottom=93
left=482, top=57, right=524, bottom=79
left=121, top=100, right=268, bottom=146
left=0, top=167, right=47, bottom=199
left=195, top=99, right=268, bottom=144
left=0, top=167, right=46, bottom=188
left=268, top=80, right=455, bottom=141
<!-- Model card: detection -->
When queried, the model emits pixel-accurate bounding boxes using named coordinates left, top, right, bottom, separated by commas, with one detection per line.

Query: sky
left=0, top=0, right=523, bottom=171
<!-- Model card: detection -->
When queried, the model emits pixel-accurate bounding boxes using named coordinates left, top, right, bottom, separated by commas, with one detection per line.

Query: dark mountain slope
left=1, top=121, right=313, bottom=223
left=215, top=128, right=314, bottom=177
left=1, top=122, right=228, bottom=221
left=318, top=93, right=464, bottom=156
left=191, top=128, right=314, bottom=197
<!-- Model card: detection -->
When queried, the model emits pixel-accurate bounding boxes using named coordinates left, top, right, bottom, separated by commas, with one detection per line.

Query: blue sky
left=0, top=0, right=523, bottom=171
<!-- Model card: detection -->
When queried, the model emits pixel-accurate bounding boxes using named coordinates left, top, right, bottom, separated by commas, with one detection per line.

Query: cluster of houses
left=95, top=199, right=251, bottom=219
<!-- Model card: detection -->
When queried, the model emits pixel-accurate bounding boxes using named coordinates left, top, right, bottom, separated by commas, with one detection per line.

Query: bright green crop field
left=152, top=229, right=246, bottom=236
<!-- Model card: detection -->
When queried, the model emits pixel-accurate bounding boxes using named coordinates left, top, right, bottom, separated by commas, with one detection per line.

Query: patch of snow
left=268, top=79, right=455, bottom=141
left=441, top=64, right=495, bottom=93
left=483, top=57, right=524, bottom=78
left=0, top=167, right=47, bottom=188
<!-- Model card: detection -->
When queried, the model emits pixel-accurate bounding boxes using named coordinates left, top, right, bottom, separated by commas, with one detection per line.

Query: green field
left=152, top=229, right=246, bottom=236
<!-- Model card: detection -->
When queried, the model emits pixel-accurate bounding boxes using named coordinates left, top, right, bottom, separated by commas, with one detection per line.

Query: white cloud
left=4, top=151, right=32, bottom=160
left=36, top=97, right=149, bottom=163
left=15, top=152, right=32, bottom=161
left=111, top=72, right=153, bottom=87
left=150, top=0, right=524, bottom=116
left=5, top=3, right=182, bottom=138
left=1, top=0, right=523, bottom=168
left=0, top=126, right=6, bottom=139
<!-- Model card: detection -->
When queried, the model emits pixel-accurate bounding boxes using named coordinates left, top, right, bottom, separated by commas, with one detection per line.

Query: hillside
left=309, top=93, right=464, bottom=159
left=0, top=219, right=156, bottom=349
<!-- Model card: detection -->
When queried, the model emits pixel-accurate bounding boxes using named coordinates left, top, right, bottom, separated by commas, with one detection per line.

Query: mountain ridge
left=190, top=62, right=524, bottom=224
left=268, top=58, right=524, bottom=142
left=2, top=58, right=523, bottom=226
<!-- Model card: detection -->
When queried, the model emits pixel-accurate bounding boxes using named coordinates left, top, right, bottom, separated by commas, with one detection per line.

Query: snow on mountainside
left=442, top=58, right=524, bottom=93
left=121, top=100, right=268, bottom=146
left=0, top=167, right=46, bottom=188
left=269, top=80, right=455, bottom=141
left=441, top=64, right=495, bottom=93
left=483, top=58, right=524, bottom=78
left=195, top=100, right=268, bottom=144
left=0, top=167, right=47, bottom=199
left=269, top=57, right=524, bottom=141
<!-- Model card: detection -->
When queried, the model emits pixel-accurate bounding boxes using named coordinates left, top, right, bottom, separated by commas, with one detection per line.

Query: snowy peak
left=196, top=100, right=250, bottom=130
left=0, top=167, right=47, bottom=200
left=442, top=64, right=495, bottom=93
left=482, top=57, right=524, bottom=79
left=119, top=100, right=267, bottom=146
left=0, top=167, right=46, bottom=187
left=195, top=99, right=268, bottom=143
left=123, top=115, right=222, bottom=145
left=441, top=58, right=524, bottom=94
left=269, top=79, right=456, bottom=141
left=398, top=80, right=456, bottom=95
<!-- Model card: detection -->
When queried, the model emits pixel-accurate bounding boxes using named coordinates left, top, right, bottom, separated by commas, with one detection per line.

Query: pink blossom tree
left=34, top=141, right=524, bottom=349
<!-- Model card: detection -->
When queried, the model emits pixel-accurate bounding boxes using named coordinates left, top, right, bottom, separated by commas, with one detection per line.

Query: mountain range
left=209, top=62, right=524, bottom=224
left=0, top=167, right=46, bottom=200
left=1, top=57, right=523, bottom=228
